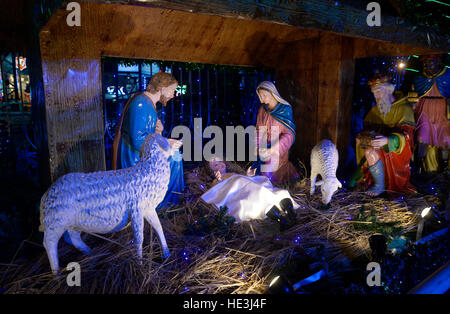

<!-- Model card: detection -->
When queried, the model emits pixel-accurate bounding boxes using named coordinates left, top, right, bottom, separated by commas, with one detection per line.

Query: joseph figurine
left=112, top=72, right=184, bottom=209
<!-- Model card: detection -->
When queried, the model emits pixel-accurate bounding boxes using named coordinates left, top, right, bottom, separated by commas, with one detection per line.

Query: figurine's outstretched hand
left=214, top=170, right=222, bottom=182
left=246, top=167, right=256, bottom=177
left=371, top=135, right=388, bottom=149
left=168, top=138, right=183, bottom=151
left=258, top=147, right=270, bottom=161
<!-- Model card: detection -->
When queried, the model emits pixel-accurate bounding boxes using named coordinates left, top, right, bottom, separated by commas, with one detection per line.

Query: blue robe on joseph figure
left=114, top=93, right=184, bottom=209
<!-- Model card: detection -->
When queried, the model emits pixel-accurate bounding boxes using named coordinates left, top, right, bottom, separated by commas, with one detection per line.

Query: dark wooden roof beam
left=93, top=0, right=449, bottom=51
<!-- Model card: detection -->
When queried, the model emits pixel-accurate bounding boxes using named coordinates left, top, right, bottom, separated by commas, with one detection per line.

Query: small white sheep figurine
left=39, top=133, right=175, bottom=275
left=310, top=139, right=342, bottom=204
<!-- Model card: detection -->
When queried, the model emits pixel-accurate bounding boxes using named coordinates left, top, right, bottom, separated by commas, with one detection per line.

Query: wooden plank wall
left=39, top=2, right=441, bottom=179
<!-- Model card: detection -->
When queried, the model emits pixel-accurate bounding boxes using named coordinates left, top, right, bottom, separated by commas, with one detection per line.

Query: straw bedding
left=0, top=162, right=439, bottom=294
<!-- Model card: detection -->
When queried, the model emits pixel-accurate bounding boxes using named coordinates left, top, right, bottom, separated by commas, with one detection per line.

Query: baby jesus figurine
left=210, top=157, right=256, bottom=187
left=201, top=157, right=300, bottom=224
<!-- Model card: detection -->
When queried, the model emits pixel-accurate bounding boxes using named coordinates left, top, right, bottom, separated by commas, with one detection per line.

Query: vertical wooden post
left=39, top=5, right=106, bottom=181
left=337, top=37, right=355, bottom=172
left=275, top=37, right=319, bottom=169
left=276, top=33, right=354, bottom=172
left=317, top=33, right=354, bottom=170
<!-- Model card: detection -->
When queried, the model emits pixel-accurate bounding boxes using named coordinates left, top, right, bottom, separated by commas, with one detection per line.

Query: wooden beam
left=110, top=0, right=450, bottom=51
left=41, top=3, right=318, bottom=66
left=316, top=33, right=354, bottom=157
left=353, top=37, right=445, bottom=58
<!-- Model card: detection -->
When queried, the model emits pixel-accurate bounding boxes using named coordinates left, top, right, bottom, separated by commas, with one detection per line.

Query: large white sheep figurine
left=310, top=139, right=342, bottom=204
left=39, top=133, right=176, bottom=275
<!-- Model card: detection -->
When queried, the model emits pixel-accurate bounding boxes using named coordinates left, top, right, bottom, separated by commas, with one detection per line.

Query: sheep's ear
left=338, top=180, right=342, bottom=188
left=315, top=180, right=324, bottom=186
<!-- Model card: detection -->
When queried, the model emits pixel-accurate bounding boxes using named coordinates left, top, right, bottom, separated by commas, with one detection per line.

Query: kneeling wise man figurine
left=353, top=72, right=416, bottom=196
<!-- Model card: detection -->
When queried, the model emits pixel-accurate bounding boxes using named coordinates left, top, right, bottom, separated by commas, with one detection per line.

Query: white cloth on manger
left=201, top=174, right=300, bottom=222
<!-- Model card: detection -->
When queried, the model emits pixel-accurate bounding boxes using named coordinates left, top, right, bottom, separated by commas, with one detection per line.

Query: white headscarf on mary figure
left=256, top=81, right=292, bottom=107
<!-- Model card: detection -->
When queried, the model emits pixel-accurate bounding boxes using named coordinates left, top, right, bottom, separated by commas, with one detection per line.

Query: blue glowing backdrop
left=101, top=57, right=275, bottom=170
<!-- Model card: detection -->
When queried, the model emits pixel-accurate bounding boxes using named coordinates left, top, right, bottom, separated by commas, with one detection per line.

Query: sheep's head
left=317, top=178, right=342, bottom=204
left=140, top=133, right=173, bottom=161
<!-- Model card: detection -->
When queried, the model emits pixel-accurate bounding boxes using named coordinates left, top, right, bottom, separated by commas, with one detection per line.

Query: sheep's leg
left=131, top=209, right=144, bottom=259
left=145, top=210, right=170, bottom=259
left=43, top=228, right=65, bottom=275
left=64, top=230, right=91, bottom=254
left=310, top=170, right=317, bottom=195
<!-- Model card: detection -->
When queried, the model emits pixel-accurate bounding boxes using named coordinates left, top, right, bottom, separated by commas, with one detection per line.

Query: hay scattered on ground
left=0, top=162, right=440, bottom=294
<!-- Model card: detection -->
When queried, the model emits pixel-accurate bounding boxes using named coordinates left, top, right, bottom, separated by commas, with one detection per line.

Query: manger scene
left=0, top=0, right=449, bottom=294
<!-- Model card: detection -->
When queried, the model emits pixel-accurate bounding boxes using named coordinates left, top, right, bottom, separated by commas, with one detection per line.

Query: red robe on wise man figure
left=353, top=73, right=416, bottom=196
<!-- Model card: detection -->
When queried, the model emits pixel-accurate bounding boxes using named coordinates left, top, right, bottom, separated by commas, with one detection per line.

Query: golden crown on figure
left=368, top=71, right=391, bottom=88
